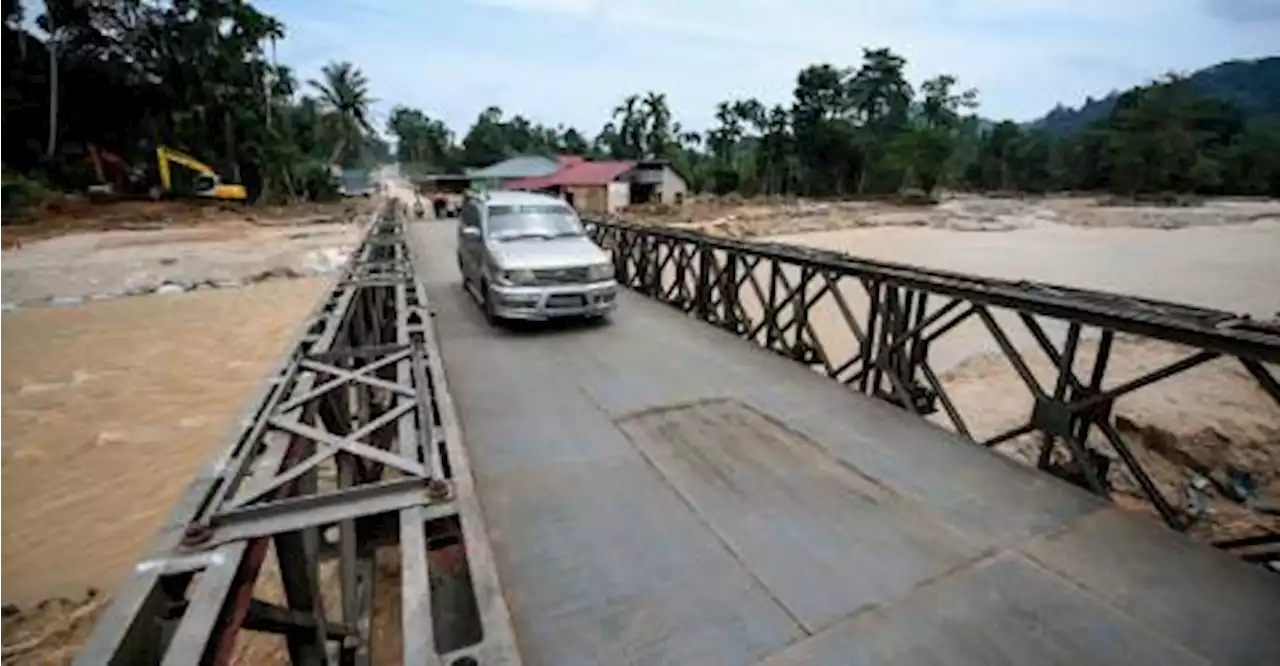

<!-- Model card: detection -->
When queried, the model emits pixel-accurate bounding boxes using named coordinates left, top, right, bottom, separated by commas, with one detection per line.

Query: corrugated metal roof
left=505, top=160, right=636, bottom=190
left=465, top=155, right=559, bottom=180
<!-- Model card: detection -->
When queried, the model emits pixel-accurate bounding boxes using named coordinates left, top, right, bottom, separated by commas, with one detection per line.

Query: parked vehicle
left=456, top=190, right=616, bottom=324
left=338, top=171, right=377, bottom=198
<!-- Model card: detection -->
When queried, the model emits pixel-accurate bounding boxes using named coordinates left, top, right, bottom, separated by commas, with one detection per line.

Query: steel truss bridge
left=584, top=217, right=1280, bottom=562
left=75, top=203, right=518, bottom=666
left=75, top=205, right=1278, bottom=665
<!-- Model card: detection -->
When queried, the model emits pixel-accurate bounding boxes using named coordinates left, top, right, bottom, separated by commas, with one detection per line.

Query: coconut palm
left=309, top=61, right=375, bottom=164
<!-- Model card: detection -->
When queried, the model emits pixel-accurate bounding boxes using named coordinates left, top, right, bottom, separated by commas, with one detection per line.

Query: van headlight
left=587, top=263, right=614, bottom=281
left=500, top=268, right=537, bottom=285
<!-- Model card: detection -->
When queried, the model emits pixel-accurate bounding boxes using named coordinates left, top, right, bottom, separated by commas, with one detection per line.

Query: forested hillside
left=1034, top=57, right=1280, bottom=136
left=1, top=0, right=385, bottom=207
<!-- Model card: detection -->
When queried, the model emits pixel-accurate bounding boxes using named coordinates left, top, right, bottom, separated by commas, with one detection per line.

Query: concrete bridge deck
left=407, top=218, right=1279, bottom=666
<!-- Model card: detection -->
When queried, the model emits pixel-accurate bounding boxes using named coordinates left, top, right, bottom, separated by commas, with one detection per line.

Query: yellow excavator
left=155, top=146, right=247, bottom=201
left=86, top=144, right=248, bottom=202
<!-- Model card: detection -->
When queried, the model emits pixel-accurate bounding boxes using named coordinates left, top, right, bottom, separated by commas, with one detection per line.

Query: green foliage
left=388, top=106, right=455, bottom=169
left=309, top=61, right=376, bottom=166
left=1, top=171, right=59, bottom=220
left=379, top=50, right=1280, bottom=199
left=295, top=161, right=342, bottom=202
left=2, top=1, right=382, bottom=202
left=1035, top=57, right=1280, bottom=136
left=964, top=74, right=1279, bottom=196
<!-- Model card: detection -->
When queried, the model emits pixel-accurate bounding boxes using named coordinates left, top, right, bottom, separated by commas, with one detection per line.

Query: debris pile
left=936, top=337, right=1280, bottom=542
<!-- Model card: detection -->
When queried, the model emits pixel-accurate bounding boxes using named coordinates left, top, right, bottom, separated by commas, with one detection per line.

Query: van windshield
left=487, top=204, right=583, bottom=240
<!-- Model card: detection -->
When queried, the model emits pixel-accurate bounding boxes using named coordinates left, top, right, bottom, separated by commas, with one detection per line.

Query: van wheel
left=480, top=280, right=499, bottom=327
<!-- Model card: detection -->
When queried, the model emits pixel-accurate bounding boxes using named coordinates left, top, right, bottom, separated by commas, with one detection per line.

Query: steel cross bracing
left=584, top=217, right=1280, bottom=566
left=76, top=204, right=519, bottom=666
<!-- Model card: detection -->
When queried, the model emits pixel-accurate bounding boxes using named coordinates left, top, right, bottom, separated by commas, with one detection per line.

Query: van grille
left=532, top=267, right=591, bottom=285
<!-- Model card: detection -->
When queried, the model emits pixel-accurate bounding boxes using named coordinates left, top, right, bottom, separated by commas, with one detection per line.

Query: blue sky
left=182, top=1, right=1280, bottom=136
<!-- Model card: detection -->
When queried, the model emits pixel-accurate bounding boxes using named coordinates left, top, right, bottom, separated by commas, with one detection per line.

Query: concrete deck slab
left=757, top=553, right=1208, bottom=666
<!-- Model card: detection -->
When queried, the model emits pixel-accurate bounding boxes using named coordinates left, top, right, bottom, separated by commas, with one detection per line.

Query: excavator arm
left=155, top=146, right=247, bottom=201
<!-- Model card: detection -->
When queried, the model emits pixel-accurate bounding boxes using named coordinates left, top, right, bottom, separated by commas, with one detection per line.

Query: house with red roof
left=502, top=156, right=689, bottom=215
left=505, top=159, right=635, bottom=214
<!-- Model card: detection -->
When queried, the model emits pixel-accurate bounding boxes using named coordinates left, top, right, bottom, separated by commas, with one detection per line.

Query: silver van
left=456, top=191, right=617, bottom=324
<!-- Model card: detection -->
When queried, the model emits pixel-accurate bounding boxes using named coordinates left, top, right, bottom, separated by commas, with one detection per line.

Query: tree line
left=2, top=0, right=386, bottom=206
left=392, top=49, right=1280, bottom=198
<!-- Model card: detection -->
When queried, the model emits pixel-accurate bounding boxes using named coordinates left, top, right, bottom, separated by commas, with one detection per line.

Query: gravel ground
left=632, top=194, right=1280, bottom=238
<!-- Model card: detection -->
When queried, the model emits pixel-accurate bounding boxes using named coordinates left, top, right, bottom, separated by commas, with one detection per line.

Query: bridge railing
left=76, top=202, right=518, bottom=665
left=584, top=217, right=1280, bottom=564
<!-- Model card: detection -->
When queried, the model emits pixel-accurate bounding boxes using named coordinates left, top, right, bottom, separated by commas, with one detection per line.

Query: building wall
left=565, top=182, right=631, bottom=215
left=607, top=182, right=630, bottom=213
left=655, top=166, right=688, bottom=205
left=631, top=165, right=688, bottom=205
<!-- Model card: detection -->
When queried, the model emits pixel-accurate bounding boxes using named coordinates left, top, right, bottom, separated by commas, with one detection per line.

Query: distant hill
left=1031, top=57, right=1280, bottom=135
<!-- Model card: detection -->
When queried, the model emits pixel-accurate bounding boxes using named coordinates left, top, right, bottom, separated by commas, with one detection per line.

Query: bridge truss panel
left=75, top=203, right=519, bottom=666
left=584, top=217, right=1280, bottom=567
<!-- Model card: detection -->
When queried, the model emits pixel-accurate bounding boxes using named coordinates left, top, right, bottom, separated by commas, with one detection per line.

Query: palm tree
left=613, top=94, right=643, bottom=158
left=848, top=48, right=912, bottom=128
left=309, top=61, right=375, bottom=165
left=642, top=91, right=672, bottom=158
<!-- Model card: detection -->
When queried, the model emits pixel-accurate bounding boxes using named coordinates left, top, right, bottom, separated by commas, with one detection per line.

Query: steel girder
left=75, top=204, right=519, bottom=666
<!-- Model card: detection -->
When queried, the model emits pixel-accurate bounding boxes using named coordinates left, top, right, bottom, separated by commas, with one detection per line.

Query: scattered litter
left=246, top=266, right=302, bottom=283
left=1221, top=467, right=1258, bottom=503
left=123, top=273, right=162, bottom=296
left=1184, top=484, right=1213, bottom=519
left=299, top=247, right=348, bottom=276
left=155, top=283, right=187, bottom=295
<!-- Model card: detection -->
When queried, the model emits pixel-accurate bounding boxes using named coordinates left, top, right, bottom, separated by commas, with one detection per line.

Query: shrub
left=1, top=173, right=60, bottom=222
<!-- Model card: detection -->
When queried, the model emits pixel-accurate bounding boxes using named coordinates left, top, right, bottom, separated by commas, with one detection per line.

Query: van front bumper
left=490, top=280, right=618, bottom=320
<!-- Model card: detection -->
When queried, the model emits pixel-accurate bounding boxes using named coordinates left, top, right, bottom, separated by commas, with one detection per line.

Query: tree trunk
left=44, top=8, right=58, bottom=159
left=328, top=135, right=346, bottom=166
